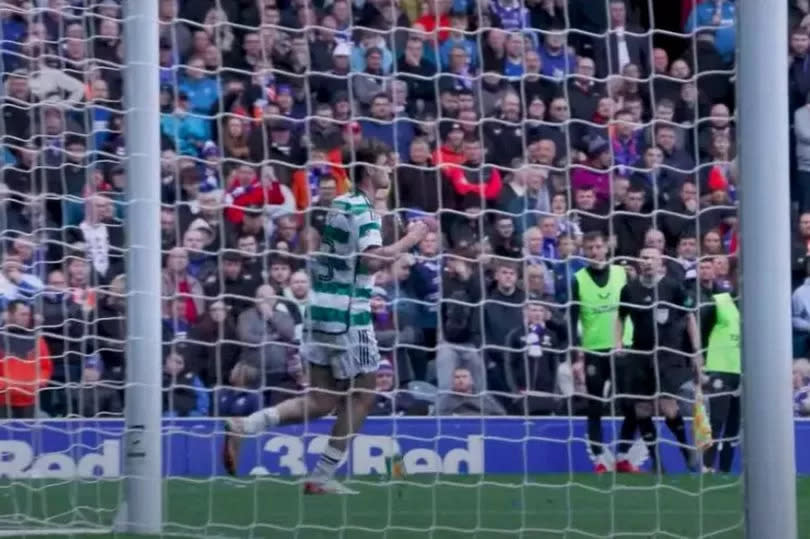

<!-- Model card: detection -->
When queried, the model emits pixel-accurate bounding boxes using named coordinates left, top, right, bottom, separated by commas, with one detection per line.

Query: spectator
left=795, top=93, right=810, bottom=213
left=0, top=0, right=762, bottom=421
left=0, top=300, right=52, bottom=418
left=483, top=259, right=526, bottom=391
left=435, top=367, right=507, bottom=415
left=660, top=181, right=699, bottom=251
left=593, top=0, right=650, bottom=79
left=202, top=250, right=261, bottom=315
left=68, top=354, right=122, bottom=418
left=369, top=359, right=418, bottom=416
left=65, top=194, right=125, bottom=284
left=359, top=93, right=414, bottom=157
left=437, top=257, right=483, bottom=391
left=284, top=270, right=312, bottom=342
left=504, top=299, right=564, bottom=414
left=38, top=269, right=86, bottom=417
left=186, top=300, right=240, bottom=387
left=0, top=253, right=44, bottom=309
left=236, top=284, right=296, bottom=392
left=93, top=274, right=127, bottom=380
left=794, top=258, right=810, bottom=358
left=685, top=0, right=736, bottom=64
left=162, top=351, right=209, bottom=418
left=612, top=184, right=651, bottom=258
left=793, top=358, right=810, bottom=416
left=444, top=137, right=503, bottom=213
left=162, top=247, right=204, bottom=323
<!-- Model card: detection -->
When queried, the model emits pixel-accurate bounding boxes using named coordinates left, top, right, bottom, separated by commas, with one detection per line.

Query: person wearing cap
left=311, top=41, right=352, bottom=105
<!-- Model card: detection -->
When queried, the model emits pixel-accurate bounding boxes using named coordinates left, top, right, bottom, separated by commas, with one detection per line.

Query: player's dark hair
left=351, top=139, right=390, bottom=185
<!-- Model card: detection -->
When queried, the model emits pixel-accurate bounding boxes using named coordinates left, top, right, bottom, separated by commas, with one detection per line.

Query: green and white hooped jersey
left=308, top=193, right=382, bottom=334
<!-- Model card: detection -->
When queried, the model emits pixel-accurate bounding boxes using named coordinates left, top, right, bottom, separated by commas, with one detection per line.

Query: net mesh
left=0, top=0, right=748, bottom=537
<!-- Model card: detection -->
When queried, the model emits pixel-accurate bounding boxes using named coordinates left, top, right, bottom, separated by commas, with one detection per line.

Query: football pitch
left=2, top=475, right=809, bottom=538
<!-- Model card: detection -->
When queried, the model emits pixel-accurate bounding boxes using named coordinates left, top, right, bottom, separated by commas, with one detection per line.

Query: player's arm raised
left=361, top=220, right=428, bottom=272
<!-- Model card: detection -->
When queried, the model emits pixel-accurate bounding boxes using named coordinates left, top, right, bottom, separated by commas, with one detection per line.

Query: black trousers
left=584, top=350, right=631, bottom=456
left=702, top=372, right=741, bottom=472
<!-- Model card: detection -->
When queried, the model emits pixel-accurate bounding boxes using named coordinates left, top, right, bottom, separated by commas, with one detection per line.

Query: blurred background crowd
left=0, top=0, right=804, bottom=418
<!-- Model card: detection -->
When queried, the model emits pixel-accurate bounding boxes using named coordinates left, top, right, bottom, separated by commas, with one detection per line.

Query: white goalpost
left=115, top=0, right=163, bottom=533
left=0, top=0, right=800, bottom=537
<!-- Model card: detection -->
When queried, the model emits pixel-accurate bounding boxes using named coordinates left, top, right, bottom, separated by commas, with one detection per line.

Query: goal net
left=0, top=0, right=754, bottom=537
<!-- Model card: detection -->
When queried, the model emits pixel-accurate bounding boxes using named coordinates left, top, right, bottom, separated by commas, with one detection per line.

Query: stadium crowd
left=0, top=0, right=797, bottom=420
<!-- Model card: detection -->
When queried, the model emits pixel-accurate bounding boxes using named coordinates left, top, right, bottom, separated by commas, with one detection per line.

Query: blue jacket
left=177, top=76, right=220, bottom=115
left=539, top=46, right=577, bottom=80
left=439, top=37, right=478, bottom=71
left=685, top=1, right=736, bottom=63
left=359, top=118, right=414, bottom=158
left=161, top=112, right=210, bottom=156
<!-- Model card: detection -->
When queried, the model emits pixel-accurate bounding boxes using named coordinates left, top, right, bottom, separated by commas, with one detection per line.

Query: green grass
left=1, top=474, right=808, bottom=538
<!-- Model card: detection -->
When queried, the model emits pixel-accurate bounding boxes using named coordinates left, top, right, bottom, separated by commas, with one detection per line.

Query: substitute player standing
left=614, top=246, right=702, bottom=473
left=223, top=140, right=428, bottom=494
left=571, top=231, right=635, bottom=473
left=698, top=276, right=741, bottom=473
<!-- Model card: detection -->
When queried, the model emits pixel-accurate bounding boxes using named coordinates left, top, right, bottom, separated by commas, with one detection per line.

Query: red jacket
left=433, top=144, right=464, bottom=176
left=445, top=164, right=503, bottom=200
left=0, top=332, right=52, bottom=408
left=224, top=176, right=285, bottom=224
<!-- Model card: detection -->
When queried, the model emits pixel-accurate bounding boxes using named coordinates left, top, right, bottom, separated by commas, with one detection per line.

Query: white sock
left=311, top=444, right=344, bottom=481
left=242, top=407, right=280, bottom=434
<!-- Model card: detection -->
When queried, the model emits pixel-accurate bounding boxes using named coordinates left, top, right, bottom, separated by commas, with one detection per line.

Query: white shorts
left=301, top=327, right=380, bottom=380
